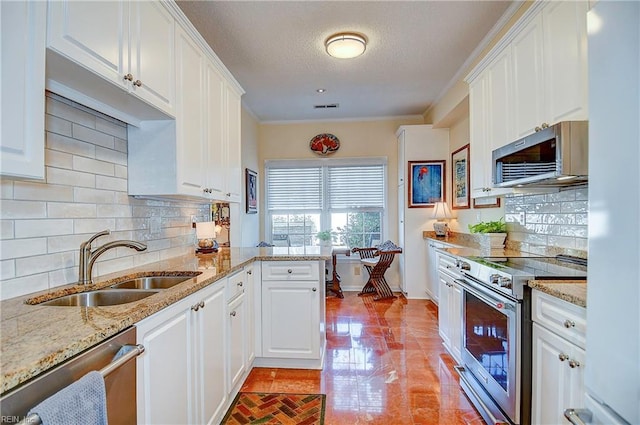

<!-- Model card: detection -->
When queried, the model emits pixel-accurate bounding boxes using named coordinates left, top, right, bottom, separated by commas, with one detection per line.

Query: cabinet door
left=245, top=266, right=256, bottom=365
left=205, top=61, right=226, bottom=198
left=1, top=0, right=45, bottom=179
left=486, top=47, right=513, bottom=150
left=47, top=1, right=127, bottom=88
left=512, top=14, right=545, bottom=139
left=225, top=85, right=242, bottom=202
left=397, top=184, right=405, bottom=294
left=425, top=242, right=440, bottom=302
left=228, top=293, right=247, bottom=391
left=397, top=131, right=406, bottom=185
left=532, top=323, right=586, bottom=425
left=137, top=302, right=194, bottom=425
left=449, top=282, right=463, bottom=363
left=469, top=76, right=490, bottom=196
left=542, top=0, right=588, bottom=124
left=129, top=1, right=175, bottom=115
left=437, top=275, right=451, bottom=348
left=175, top=26, right=206, bottom=197
left=262, top=280, right=320, bottom=359
left=195, top=285, right=227, bottom=425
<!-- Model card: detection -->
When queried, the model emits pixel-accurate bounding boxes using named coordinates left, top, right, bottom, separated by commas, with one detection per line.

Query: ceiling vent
left=314, top=103, right=339, bottom=109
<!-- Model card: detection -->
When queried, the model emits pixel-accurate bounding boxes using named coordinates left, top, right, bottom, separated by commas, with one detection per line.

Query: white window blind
left=267, top=167, right=322, bottom=210
left=328, top=165, right=385, bottom=209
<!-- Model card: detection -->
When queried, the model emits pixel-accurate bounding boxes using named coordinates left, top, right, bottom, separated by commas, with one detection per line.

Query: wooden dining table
left=326, top=245, right=350, bottom=298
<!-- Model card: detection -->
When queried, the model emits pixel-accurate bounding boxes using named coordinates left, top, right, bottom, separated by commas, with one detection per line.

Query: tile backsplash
left=0, top=93, right=209, bottom=300
left=504, top=187, right=588, bottom=257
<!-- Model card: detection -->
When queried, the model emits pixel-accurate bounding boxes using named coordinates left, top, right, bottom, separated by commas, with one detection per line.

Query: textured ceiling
left=177, top=1, right=514, bottom=123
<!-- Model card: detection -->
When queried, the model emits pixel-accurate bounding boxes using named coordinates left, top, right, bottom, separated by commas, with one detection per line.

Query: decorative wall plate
left=310, top=133, right=340, bottom=156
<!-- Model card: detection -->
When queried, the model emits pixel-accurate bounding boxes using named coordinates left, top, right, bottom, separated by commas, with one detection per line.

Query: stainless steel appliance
left=0, top=326, right=144, bottom=425
left=492, top=121, right=588, bottom=188
left=451, top=254, right=587, bottom=425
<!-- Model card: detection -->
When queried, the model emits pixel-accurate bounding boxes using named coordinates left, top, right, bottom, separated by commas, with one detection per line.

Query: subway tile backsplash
left=0, top=93, right=209, bottom=300
left=504, top=187, right=588, bottom=257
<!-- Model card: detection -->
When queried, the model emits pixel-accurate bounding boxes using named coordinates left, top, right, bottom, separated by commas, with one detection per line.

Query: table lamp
left=195, top=221, right=222, bottom=253
left=431, top=202, right=452, bottom=237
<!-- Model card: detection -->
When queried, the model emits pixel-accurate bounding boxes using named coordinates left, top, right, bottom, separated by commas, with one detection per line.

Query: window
left=266, top=159, right=386, bottom=248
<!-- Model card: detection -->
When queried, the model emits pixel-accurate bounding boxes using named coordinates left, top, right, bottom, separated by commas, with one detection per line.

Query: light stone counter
left=423, top=231, right=587, bottom=308
left=0, top=247, right=331, bottom=395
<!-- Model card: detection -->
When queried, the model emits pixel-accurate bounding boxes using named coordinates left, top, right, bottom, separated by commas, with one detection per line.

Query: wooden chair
left=352, top=244, right=402, bottom=301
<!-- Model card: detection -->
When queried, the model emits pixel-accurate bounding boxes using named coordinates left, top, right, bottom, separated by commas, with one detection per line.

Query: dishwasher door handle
left=18, top=344, right=145, bottom=425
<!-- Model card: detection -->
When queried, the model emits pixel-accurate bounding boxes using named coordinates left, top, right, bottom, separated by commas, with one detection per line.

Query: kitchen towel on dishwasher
left=28, top=370, right=107, bottom=425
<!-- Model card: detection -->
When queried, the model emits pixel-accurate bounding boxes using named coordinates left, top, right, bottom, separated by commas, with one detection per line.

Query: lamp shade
left=195, top=221, right=216, bottom=239
left=431, top=202, right=452, bottom=220
left=325, top=33, right=367, bottom=59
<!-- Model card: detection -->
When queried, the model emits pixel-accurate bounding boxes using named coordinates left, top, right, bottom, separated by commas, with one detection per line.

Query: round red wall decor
left=309, top=133, right=340, bottom=156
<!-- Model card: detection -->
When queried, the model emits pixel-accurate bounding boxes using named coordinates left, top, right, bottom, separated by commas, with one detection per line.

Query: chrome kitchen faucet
left=78, top=230, right=147, bottom=285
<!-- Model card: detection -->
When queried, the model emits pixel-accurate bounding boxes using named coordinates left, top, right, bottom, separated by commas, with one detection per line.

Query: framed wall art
left=245, top=168, right=258, bottom=214
left=408, top=160, right=445, bottom=208
left=451, top=144, right=470, bottom=209
left=473, top=197, right=501, bottom=209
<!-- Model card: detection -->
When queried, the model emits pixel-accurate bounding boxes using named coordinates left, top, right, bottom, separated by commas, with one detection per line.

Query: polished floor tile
left=241, top=292, right=482, bottom=424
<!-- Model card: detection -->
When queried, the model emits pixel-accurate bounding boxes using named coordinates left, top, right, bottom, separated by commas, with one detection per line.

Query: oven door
left=459, top=277, right=521, bottom=424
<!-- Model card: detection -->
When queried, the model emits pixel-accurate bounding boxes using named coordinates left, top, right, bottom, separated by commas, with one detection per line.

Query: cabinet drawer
left=226, top=269, right=245, bottom=301
left=532, top=289, right=586, bottom=349
left=261, top=261, right=319, bottom=281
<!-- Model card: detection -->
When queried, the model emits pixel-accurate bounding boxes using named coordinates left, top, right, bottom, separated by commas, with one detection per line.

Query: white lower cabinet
left=136, top=282, right=226, bottom=425
left=227, top=270, right=248, bottom=393
left=425, top=240, right=444, bottom=302
left=531, top=290, right=586, bottom=425
left=437, top=260, right=462, bottom=363
left=258, top=261, right=325, bottom=368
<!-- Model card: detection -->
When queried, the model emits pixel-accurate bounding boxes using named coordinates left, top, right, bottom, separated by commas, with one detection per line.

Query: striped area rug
left=221, top=392, right=326, bottom=425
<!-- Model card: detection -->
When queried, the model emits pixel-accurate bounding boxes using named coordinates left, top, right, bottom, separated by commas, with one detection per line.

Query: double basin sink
left=36, top=273, right=202, bottom=307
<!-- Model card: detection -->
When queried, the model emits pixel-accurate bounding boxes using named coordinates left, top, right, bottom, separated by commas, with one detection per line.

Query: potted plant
left=468, top=218, right=507, bottom=249
left=316, top=230, right=336, bottom=247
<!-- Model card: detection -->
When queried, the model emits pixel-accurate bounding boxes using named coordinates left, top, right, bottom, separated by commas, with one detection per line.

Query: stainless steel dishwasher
left=0, top=326, right=143, bottom=425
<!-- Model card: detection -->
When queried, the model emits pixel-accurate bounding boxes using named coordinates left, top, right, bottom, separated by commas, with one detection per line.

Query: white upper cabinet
left=46, top=1, right=175, bottom=123
left=0, top=1, right=46, bottom=180
left=225, top=86, right=243, bottom=203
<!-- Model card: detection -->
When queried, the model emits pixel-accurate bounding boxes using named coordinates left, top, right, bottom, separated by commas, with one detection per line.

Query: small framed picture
left=245, top=168, right=258, bottom=214
left=452, top=144, right=470, bottom=210
left=473, top=197, right=501, bottom=209
left=407, top=160, right=446, bottom=208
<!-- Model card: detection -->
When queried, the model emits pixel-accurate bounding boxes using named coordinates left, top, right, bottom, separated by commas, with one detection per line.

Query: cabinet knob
left=541, top=122, right=549, bottom=129
left=124, top=73, right=133, bottom=82
left=312, top=287, right=317, bottom=292
left=191, top=304, right=200, bottom=312
left=535, top=126, right=542, bottom=132
left=568, top=359, right=580, bottom=368
left=559, top=353, right=569, bottom=361
left=226, top=192, right=231, bottom=197
left=287, top=269, right=293, bottom=274
left=199, top=300, right=205, bottom=309
left=247, top=270, right=252, bottom=275
left=230, top=310, right=237, bottom=317
left=237, top=282, right=243, bottom=287
left=133, top=79, right=143, bottom=87
left=564, top=319, right=575, bottom=329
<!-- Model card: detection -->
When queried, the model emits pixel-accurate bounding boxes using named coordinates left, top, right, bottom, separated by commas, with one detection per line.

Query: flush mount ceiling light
left=325, top=32, right=367, bottom=59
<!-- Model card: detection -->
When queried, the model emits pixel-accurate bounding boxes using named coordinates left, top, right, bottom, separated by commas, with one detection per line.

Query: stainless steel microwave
left=492, top=121, right=588, bottom=187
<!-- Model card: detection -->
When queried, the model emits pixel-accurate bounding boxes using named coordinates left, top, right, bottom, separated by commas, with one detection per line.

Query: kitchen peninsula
left=0, top=247, right=331, bottom=396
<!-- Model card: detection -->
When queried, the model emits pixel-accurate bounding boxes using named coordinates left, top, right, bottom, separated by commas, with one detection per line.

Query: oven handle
left=454, top=366, right=511, bottom=425
left=455, top=278, right=517, bottom=309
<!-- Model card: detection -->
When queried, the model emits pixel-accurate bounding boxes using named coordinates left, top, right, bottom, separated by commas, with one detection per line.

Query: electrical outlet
left=191, top=215, right=197, bottom=228
left=518, top=212, right=526, bottom=225
left=354, top=266, right=361, bottom=276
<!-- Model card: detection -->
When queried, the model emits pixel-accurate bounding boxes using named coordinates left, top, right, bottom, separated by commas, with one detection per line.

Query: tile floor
left=240, top=292, right=484, bottom=424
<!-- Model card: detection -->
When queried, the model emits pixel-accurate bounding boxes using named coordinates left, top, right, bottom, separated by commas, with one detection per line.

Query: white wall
left=0, top=93, right=210, bottom=300
left=237, top=107, right=260, bottom=247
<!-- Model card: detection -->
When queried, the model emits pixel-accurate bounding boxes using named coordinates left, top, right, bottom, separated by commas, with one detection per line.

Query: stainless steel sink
left=39, top=289, right=159, bottom=307
left=109, top=275, right=197, bottom=290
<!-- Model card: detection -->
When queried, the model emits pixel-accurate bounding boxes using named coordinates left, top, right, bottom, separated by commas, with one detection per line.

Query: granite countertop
left=0, top=247, right=331, bottom=395
left=423, top=231, right=587, bottom=308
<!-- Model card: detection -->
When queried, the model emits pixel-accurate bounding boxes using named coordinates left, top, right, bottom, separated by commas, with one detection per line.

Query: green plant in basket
left=316, top=230, right=337, bottom=242
left=468, top=218, right=506, bottom=234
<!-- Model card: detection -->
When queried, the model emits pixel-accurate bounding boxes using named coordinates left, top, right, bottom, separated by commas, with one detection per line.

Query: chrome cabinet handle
left=191, top=303, right=200, bottom=312
left=247, top=270, right=252, bottom=275
left=133, top=79, right=142, bottom=87
left=312, top=287, right=317, bottom=292
left=237, top=282, right=243, bottom=287
left=541, top=122, right=549, bottom=129
left=564, top=319, right=576, bottom=328
left=226, top=192, right=231, bottom=197
left=559, top=353, right=569, bottom=361
left=568, top=359, right=580, bottom=368
left=199, top=300, right=205, bottom=309
left=535, top=126, right=542, bottom=132
left=230, top=310, right=236, bottom=317
left=124, top=73, right=133, bottom=82
left=287, top=269, right=293, bottom=274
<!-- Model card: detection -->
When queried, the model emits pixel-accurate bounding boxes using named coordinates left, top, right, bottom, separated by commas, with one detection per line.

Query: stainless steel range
left=447, top=253, right=587, bottom=425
